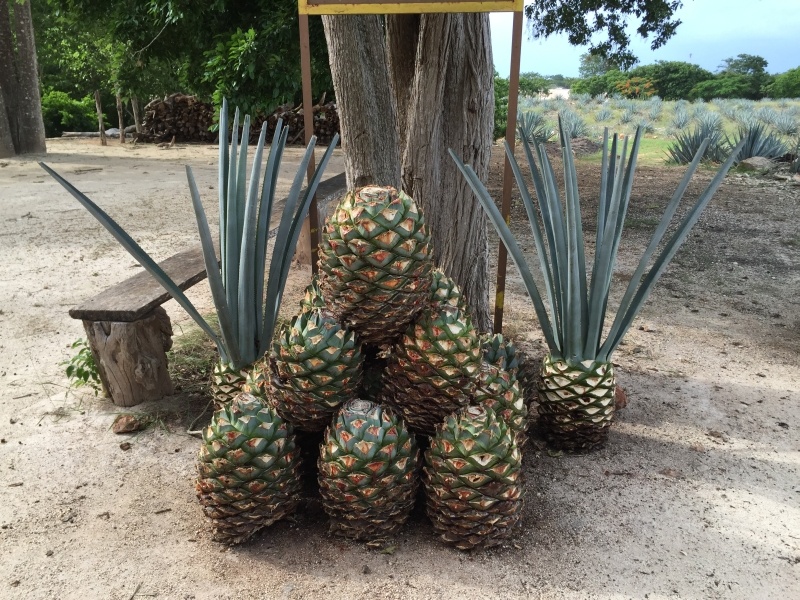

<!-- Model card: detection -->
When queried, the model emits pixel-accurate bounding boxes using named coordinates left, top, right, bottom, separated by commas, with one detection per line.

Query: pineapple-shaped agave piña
left=474, top=334, right=529, bottom=449
left=452, top=124, right=741, bottom=452
left=318, top=186, right=433, bottom=346
left=195, top=393, right=302, bottom=544
left=269, top=308, right=363, bottom=431
left=381, top=271, right=482, bottom=436
left=318, top=399, right=419, bottom=542
left=424, top=405, right=523, bottom=550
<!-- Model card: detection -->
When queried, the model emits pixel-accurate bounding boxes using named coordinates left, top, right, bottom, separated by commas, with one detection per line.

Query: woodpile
left=139, top=93, right=340, bottom=145
left=141, top=94, right=216, bottom=143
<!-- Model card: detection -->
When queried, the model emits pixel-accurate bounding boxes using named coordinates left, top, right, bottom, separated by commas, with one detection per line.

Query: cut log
left=83, top=307, right=174, bottom=407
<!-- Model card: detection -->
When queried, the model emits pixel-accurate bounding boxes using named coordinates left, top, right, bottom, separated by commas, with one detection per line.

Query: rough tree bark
left=324, top=13, right=493, bottom=331
left=391, top=13, right=493, bottom=331
left=0, top=86, right=13, bottom=158
left=116, top=93, right=125, bottom=143
left=94, top=90, right=107, bottom=146
left=0, top=0, right=19, bottom=152
left=9, top=0, right=45, bottom=154
left=131, top=96, right=142, bottom=134
left=322, top=15, right=400, bottom=190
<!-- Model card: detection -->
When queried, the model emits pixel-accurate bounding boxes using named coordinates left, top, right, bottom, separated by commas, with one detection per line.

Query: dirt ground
left=0, top=138, right=798, bottom=600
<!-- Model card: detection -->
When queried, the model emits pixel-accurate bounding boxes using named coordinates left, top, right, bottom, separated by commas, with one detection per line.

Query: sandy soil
left=0, top=138, right=798, bottom=600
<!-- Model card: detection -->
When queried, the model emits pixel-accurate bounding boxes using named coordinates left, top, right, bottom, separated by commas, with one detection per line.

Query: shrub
left=727, top=122, right=789, bottom=162
left=40, top=90, right=96, bottom=137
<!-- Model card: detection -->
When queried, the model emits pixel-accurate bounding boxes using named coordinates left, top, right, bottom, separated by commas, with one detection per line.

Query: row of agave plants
left=518, top=95, right=799, bottom=168
left=43, top=103, right=740, bottom=550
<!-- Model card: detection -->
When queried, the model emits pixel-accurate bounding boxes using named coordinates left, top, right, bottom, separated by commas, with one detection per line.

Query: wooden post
left=297, top=13, right=319, bottom=273
left=493, top=10, right=523, bottom=334
left=94, top=90, right=106, bottom=146
left=115, top=93, right=125, bottom=143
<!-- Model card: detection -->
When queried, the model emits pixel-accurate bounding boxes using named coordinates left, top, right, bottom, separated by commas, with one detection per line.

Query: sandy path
left=0, top=139, right=798, bottom=600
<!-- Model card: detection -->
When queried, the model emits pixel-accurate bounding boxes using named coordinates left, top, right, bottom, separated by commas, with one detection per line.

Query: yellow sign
left=299, top=0, right=523, bottom=15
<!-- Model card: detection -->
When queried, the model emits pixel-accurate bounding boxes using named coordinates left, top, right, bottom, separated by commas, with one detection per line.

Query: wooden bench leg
left=82, top=307, right=175, bottom=407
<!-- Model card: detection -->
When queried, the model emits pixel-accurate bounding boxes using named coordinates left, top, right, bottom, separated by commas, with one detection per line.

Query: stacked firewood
left=139, top=93, right=340, bottom=145
left=140, top=94, right=216, bottom=143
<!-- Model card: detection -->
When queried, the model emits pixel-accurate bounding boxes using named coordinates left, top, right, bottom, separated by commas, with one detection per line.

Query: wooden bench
left=70, top=172, right=347, bottom=407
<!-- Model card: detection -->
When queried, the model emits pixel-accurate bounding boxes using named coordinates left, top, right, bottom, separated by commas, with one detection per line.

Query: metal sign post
left=298, top=0, right=523, bottom=332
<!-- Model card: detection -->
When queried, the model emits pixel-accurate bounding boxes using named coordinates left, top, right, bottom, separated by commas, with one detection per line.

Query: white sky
left=491, top=0, right=800, bottom=77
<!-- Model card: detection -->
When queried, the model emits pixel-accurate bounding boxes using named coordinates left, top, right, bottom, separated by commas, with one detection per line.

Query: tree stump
left=83, top=307, right=174, bottom=407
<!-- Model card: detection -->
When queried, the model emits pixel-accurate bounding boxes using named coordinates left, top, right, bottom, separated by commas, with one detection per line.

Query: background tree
left=324, top=2, right=685, bottom=329
left=518, top=71, right=550, bottom=97
left=717, top=53, right=771, bottom=99
left=578, top=52, right=620, bottom=78
left=627, top=60, right=713, bottom=100
left=765, top=66, right=800, bottom=98
left=0, top=0, right=46, bottom=156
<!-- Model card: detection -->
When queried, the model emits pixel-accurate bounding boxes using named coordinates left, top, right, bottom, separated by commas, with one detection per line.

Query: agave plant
left=518, top=110, right=554, bottom=146
left=594, top=107, right=613, bottom=123
left=727, top=121, right=789, bottom=162
left=41, top=100, right=339, bottom=406
left=772, top=113, right=799, bottom=137
left=451, top=122, right=742, bottom=452
left=666, top=122, right=726, bottom=165
left=559, top=110, right=589, bottom=139
left=670, top=109, right=691, bottom=130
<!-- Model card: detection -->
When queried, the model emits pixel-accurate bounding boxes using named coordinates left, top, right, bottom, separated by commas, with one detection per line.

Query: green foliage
left=766, top=67, right=800, bottom=99
left=578, top=52, right=621, bottom=78
left=519, top=72, right=550, bottom=97
left=545, top=74, right=578, bottom=89
left=494, top=73, right=510, bottom=139
left=572, top=69, right=626, bottom=97
left=525, top=1, right=683, bottom=69
left=62, top=339, right=101, bottom=395
left=689, top=75, right=753, bottom=101
left=628, top=61, right=714, bottom=100
left=40, top=91, right=97, bottom=137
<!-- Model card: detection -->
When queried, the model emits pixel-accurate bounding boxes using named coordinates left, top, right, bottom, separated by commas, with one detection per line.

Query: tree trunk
left=324, top=13, right=493, bottom=331
left=322, top=15, right=400, bottom=190
left=94, top=90, right=107, bottom=146
left=0, top=87, right=14, bottom=158
left=131, top=96, right=142, bottom=133
left=391, top=13, right=494, bottom=331
left=10, top=0, right=45, bottom=154
left=0, top=0, right=19, bottom=152
left=116, top=93, right=125, bottom=143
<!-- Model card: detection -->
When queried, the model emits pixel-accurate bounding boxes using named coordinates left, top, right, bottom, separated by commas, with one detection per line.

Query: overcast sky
left=490, top=0, right=800, bottom=78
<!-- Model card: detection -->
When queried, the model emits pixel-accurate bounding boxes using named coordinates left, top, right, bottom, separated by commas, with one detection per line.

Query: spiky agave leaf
left=44, top=100, right=340, bottom=372
left=451, top=122, right=743, bottom=364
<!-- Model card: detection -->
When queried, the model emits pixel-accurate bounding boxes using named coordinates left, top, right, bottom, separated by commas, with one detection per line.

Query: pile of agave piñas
left=196, top=186, right=527, bottom=550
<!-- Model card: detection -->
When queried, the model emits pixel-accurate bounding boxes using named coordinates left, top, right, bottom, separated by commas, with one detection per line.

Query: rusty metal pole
left=493, top=9, right=523, bottom=334
left=298, top=12, right=319, bottom=274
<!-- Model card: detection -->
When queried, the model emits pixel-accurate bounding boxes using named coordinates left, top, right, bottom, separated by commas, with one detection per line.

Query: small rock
left=738, top=157, right=774, bottom=172
left=45, top=550, right=53, bottom=557
left=112, top=414, right=147, bottom=434
left=119, top=442, right=132, bottom=451
left=689, top=443, right=705, bottom=453
left=658, top=468, right=683, bottom=478
left=777, top=422, right=789, bottom=429
left=362, top=565, right=371, bottom=574
left=614, top=386, right=628, bottom=410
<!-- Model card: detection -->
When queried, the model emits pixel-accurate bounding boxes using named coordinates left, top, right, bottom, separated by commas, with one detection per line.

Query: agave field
left=517, top=94, right=800, bottom=168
